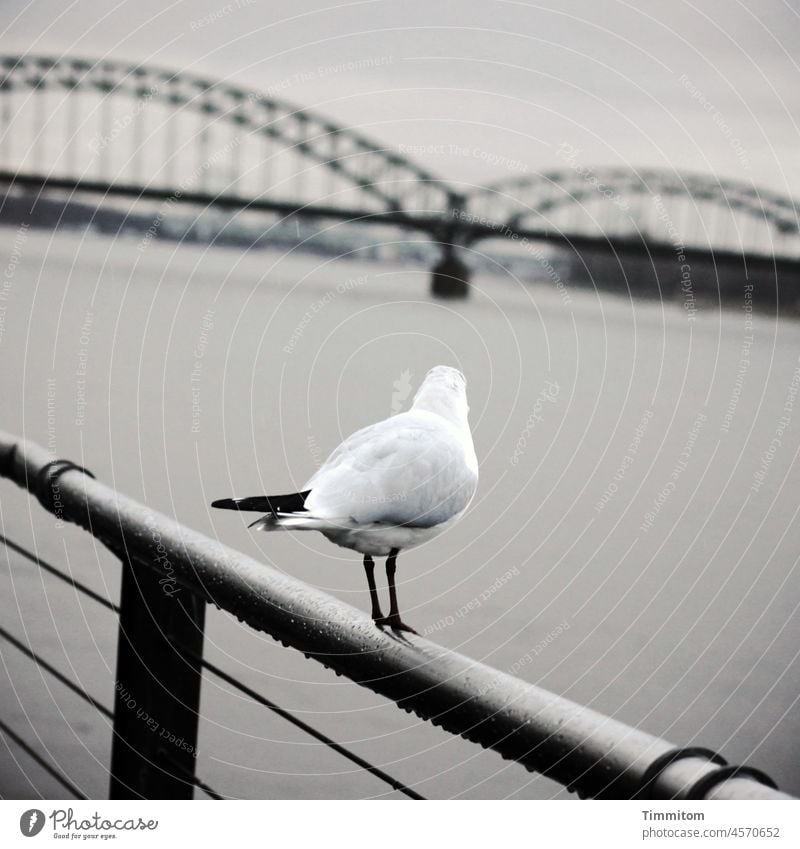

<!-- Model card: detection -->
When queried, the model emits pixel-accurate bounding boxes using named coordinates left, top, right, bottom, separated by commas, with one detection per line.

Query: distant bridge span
left=0, top=54, right=454, bottom=224
left=1, top=55, right=799, bottom=302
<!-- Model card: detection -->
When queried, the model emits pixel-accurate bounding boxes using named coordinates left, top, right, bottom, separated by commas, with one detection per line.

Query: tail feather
left=247, top=514, right=329, bottom=532
left=211, top=490, right=310, bottom=515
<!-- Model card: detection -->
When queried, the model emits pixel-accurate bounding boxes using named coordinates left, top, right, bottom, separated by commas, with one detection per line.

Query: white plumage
left=213, top=365, right=478, bottom=632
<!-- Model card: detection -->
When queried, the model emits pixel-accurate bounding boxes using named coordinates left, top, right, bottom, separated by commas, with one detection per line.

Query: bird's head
left=411, top=365, right=470, bottom=427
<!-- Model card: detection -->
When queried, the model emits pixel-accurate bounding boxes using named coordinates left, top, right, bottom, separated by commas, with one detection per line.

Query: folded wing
left=304, top=411, right=477, bottom=528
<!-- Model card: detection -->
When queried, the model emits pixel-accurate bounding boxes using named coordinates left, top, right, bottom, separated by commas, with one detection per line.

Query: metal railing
left=0, top=431, right=793, bottom=800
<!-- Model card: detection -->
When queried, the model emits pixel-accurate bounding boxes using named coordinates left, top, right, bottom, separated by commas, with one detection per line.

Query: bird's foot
left=374, top=614, right=418, bottom=635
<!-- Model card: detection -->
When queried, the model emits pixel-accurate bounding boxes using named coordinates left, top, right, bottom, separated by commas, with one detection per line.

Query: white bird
left=212, top=365, right=479, bottom=633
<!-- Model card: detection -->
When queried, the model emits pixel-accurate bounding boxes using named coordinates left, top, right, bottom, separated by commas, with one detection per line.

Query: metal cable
left=161, top=752, right=224, bottom=800
left=0, top=716, right=87, bottom=799
left=0, top=533, right=119, bottom=613
left=190, top=775, right=224, bottom=801
left=3, top=536, right=423, bottom=800
left=185, top=647, right=425, bottom=800
left=0, top=624, right=113, bottom=720
left=0, top=624, right=224, bottom=801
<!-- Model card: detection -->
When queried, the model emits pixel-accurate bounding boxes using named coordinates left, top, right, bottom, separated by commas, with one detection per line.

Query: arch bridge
left=1, top=55, right=798, bottom=301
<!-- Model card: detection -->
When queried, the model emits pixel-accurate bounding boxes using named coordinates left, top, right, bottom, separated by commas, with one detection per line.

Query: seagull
left=212, top=365, right=478, bottom=633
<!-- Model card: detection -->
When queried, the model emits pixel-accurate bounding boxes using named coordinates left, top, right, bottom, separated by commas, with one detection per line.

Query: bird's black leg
left=377, top=548, right=417, bottom=634
left=363, top=554, right=384, bottom=622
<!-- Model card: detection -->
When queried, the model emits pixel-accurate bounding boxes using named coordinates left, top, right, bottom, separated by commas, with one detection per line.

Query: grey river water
left=1, top=228, right=798, bottom=799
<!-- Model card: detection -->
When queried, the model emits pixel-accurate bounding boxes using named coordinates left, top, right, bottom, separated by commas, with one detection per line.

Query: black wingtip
left=211, top=491, right=311, bottom=513
left=211, top=498, right=240, bottom=510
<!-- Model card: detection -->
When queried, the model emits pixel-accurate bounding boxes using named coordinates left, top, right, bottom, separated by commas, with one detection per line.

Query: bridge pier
left=431, top=247, right=470, bottom=299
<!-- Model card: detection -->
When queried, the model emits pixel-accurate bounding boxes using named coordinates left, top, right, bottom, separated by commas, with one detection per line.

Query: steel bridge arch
left=2, top=55, right=800, bottom=275
left=0, top=54, right=456, bottom=220
left=464, top=166, right=800, bottom=243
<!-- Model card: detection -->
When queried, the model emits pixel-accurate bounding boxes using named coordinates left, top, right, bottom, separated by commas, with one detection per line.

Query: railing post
left=109, top=554, right=206, bottom=799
